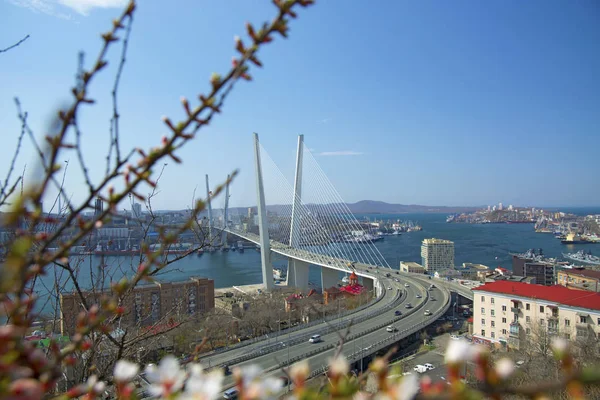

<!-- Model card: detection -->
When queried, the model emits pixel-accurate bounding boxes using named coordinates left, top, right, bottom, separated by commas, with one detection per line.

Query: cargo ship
left=561, top=233, right=593, bottom=245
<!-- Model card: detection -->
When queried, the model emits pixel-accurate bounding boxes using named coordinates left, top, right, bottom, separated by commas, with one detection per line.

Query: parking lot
left=392, top=332, right=474, bottom=384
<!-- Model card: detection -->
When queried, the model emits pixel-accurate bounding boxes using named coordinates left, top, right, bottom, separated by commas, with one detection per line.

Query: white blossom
left=144, top=355, right=186, bottom=397
left=113, top=359, right=139, bottom=383
left=85, top=375, right=106, bottom=394
left=445, top=340, right=483, bottom=364
left=392, top=373, right=420, bottom=400
left=289, top=360, right=309, bottom=381
left=234, top=364, right=263, bottom=387
left=233, top=365, right=283, bottom=400
left=180, top=363, right=224, bottom=400
left=495, top=358, right=515, bottom=379
left=245, top=376, right=284, bottom=400
left=551, top=337, right=569, bottom=354
left=328, top=355, right=349, bottom=376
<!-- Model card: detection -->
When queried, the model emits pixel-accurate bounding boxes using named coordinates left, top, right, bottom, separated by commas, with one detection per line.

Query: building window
left=151, top=292, right=160, bottom=323
left=502, top=317, right=507, bottom=323
left=491, top=321, right=496, bottom=328
left=481, top=319, right=485, bottom=326
left=565, top=333, right=571, bottom=339
left=491, top=332, right=495, bottom=339
left=502, top=305, right=507, bottom=312
left=187, top=287, right=197, bottom=315
left=481, top=307, right=485, bottom=315
left=491, top=309, right=495, bottom=317
left=491, top=298, right=495, bottom=304
left=540, top=319, right=545, bottom=326
left=502, top=329, right=507, bottom=335
left=526, top=316, right=530, bottom=323
left=526, top=328, right=531, bottom=334
left=481, top=296, right=485, bottom=302
left=526, top=303, right=530, bottom=311
left=481, top=330, right=485, bottom=336
left=580, top=315, right=587, bottom=324
left=540, top=306, right=544, bottom=313
left=598, top=318, right=600, bottom=325
left=565, top=319, right=570, bottom=327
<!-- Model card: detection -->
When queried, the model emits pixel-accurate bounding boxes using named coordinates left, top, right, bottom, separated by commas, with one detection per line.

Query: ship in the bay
left=273, top=267, right=286, bottom=282
left=561, top=232, right=594, bottom=245
left=562, top=250, right=600, bottom=266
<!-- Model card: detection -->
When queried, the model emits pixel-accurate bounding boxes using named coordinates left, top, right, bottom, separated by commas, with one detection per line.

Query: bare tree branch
left=0, top=34, right=30, bottom=54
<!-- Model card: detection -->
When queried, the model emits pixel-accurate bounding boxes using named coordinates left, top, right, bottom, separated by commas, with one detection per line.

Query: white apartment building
left=421, top=238, right=454, bottom=274
left=472, top=281, right=600, bottom=349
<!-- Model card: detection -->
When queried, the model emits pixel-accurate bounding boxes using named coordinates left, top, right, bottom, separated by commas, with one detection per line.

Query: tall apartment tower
left=421, top=238, right=455, bottom=274
left=132, top=202, right=142, bottom=218
left=94, top=197, right=103, bottom=217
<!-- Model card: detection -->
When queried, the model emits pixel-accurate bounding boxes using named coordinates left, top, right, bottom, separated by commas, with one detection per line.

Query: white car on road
left=413, top=365, right=428, bottom=373
left=424, top=310, right=432, bottom=316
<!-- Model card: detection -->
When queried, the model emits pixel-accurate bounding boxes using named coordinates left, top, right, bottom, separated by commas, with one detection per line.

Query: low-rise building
left=60, top=277, right=214, bottom=336
left=486, top=274, right=536, bottom=284
left=462, top=263, right=490, bottom=281
left=323, top=272, right=366, bottom=304
left=434, top=268, right=462, bottom=280
left=472, top=281, right=600, bottom=349
left=400, top=261, right=426, bottom=274
left=557, top=268, right=600, bottom=292
left=512, top=252, right=555, bottom=286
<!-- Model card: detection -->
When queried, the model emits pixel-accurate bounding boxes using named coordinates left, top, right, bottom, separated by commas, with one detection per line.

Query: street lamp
left=287, top=311, right=291, bottom=393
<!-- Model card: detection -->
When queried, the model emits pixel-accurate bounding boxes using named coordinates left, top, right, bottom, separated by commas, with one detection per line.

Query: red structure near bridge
left=323, top=271, right=366, bottom=305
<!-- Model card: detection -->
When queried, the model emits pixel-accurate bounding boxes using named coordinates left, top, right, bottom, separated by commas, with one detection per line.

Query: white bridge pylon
left=212, top=133, right=391, bottom=292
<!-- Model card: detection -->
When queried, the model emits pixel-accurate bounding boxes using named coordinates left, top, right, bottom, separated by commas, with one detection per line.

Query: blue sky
left=1, top=0, right=599, bottom=211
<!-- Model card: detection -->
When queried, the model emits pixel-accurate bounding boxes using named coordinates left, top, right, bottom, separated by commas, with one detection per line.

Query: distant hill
left=218, top=200, right=479, bottom=215
left=345, top=200, right=479, bottom=214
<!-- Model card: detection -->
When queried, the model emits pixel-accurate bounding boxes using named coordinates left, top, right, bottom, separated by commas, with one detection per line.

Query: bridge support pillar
left=291, top=260, right=309, bottom=292
left=253, top=133, right=274, bottom=292
left=286, top=259, right=296, bottom=287
left=321, top=267, right=338, bottom=290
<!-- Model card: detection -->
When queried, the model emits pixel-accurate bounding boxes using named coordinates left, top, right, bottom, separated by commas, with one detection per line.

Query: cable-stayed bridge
left=191, top=134, right=458, bottom=395
left=209, top=133, right=391, bottom=293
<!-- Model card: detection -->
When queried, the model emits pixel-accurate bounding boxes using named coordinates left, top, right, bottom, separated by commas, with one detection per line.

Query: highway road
left=200, top=272, right=403, bottom=368
left=217, top=277, right=450, bottom=393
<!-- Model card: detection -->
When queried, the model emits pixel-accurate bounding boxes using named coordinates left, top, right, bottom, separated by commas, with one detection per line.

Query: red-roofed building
left=472, top=281, right=600, bottom=349
left=323, top=272, right=366, bottom=305
left=285, top=289, right=319, bottom=312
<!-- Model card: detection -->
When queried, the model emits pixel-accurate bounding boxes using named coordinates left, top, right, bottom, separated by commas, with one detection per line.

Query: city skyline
left=2, top=1, right=599, bottom=210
